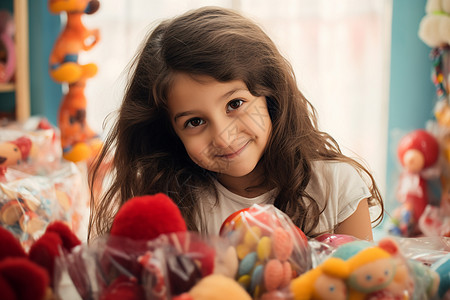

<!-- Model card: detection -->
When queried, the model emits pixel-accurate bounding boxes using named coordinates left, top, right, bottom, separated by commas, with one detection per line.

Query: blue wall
left=386, top=0, right=436, bottom=211
left=0, top=0, right=62, bottom=125
left=29, top=0, right=63, bottom=126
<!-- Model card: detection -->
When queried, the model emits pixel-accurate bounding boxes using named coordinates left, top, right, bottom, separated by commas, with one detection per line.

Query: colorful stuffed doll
left=330, top=238, right=440, bottom=300
left=290, top=257, right=350, bottom=300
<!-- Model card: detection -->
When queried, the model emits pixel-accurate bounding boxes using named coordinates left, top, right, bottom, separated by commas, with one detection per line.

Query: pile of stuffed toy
left=1, top=192, right=448, bottom=300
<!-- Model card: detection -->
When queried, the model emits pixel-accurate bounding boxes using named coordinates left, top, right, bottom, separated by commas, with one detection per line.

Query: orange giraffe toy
left=48, top=0, right=100, bottom=84
left=58, top=79, right=102, bottom=162
left=48, top=0, right=102, bottom=162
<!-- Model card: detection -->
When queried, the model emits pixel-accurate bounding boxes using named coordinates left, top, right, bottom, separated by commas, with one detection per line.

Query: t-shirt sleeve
left=335, top=162, right=372, bottom=224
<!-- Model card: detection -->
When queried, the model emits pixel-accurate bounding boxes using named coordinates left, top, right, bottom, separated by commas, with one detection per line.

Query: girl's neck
left=217, top=164, right=270, bottom=198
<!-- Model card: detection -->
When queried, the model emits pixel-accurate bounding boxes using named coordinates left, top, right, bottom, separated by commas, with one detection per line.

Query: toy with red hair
left=0, top=220, right=81, bottom=300
left=389, top=129, right=440, bottom=236
left=0, top=136, right=32, bottom=179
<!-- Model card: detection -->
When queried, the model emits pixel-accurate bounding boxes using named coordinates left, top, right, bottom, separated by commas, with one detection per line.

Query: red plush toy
left=110, top=193, right=187, bottom=240
left=99, top=193, right=215, bottom=300
left=0, top=221, right=80, bottom=300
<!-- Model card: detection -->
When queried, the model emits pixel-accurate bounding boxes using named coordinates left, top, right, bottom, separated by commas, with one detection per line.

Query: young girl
left=88, top=6, right=384, bottom=241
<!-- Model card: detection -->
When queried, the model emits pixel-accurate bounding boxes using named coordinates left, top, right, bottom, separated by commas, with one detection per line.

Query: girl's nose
left=211, top=120, right=237, bottom=148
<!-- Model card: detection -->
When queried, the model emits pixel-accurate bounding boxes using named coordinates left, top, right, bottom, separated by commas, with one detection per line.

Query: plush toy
left=418, top=0, right=450, bottom=48
left=0, top=136, right=32, bottom=179
left=329, top=238, right=440, bottom=300
left=94, top=193, right=215, bottom=300
left=28, top=220, right=82, bottom=287
left=0, top=221, right=81, bottom=300
left=389, top=129, right=440, bottom=236
left=290, top=257, right=349, bottom=300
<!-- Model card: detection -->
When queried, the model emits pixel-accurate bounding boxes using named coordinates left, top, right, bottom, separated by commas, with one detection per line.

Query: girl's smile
left=168, top=73, right=272, bottom=180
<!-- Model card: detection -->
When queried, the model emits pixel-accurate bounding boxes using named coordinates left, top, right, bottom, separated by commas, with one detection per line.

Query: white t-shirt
left=199, top=160, right=372, bottom=236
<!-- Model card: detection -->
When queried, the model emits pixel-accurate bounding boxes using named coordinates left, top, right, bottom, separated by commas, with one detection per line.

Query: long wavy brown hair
left=88, top=6, right=383, bottom=240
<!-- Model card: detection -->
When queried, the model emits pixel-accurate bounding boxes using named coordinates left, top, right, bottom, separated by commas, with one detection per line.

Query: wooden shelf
left=1, top=0, right=30, bottom=122
left=13, top=0, right=30, bottom=122
left=0, top=83, right=15, bottom=92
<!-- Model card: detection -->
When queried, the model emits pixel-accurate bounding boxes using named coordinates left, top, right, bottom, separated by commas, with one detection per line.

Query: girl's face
left=168, top=73, right=272, bottom=178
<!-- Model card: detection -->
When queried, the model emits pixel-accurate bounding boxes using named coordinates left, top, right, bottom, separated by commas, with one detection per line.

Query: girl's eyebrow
left=173, top=87, right=248, bottom=122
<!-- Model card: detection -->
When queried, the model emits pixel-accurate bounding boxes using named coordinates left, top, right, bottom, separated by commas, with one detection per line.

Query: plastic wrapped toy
left=291, top=237, right=442, bottom=300
left=54, top=193, right=217, bottom=299
left=0, top=221, right=81, bottom=300
left=0, top=160, right=88, bottom=249
left=219, top=204, right=311, bottom=299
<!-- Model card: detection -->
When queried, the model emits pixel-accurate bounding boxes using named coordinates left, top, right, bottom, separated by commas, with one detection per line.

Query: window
left=81, top=0, right=392, bottom=196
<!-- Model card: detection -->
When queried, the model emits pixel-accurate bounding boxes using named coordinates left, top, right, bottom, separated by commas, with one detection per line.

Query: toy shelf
left=0, top=0, right=30, bottom=122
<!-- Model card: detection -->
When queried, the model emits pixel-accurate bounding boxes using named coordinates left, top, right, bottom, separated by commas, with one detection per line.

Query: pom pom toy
left=110, top=193, right=187, bottom=241
left=66, top=193, right=215, bottom=300
left=0, top=222, right=80, bottom=300
left=28, top=221, right=81, bottom=287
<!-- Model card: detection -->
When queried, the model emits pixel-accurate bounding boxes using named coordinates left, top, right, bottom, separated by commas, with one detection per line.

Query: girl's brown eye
left=227, top=99, right=244, bottom=111
left=185, top=117, right=204, bottom=128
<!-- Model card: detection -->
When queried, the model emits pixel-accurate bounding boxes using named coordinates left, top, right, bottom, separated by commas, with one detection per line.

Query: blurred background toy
left=418, top=0, right=450, bottom=48
left=48, top=0, right=102, bottom=163
left=0, top=136, right=32, bottom=179
left=388, top=129, right=440, bottom=236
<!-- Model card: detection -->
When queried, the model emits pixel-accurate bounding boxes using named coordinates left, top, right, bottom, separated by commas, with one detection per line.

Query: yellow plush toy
left=344, top=245, right=396, bottom=300
left=290, top=257, right=350, bottom=300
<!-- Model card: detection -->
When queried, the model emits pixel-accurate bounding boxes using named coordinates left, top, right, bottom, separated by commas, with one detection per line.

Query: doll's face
left=401, top=149, right=424, bottom=173
left=0, top=142, right=22, bottom=167
left=347, top=258, right=395, bottom=293
left=314, top=274, right=347, bottom=300
left=168, top=73, right=272, bottom=178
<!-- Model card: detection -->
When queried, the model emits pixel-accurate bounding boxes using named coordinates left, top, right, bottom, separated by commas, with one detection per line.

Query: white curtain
left=81, top=0, right=392, bottom=196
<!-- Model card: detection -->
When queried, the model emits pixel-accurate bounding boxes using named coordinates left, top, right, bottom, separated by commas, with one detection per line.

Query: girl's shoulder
left=308, top=160, right=369, bottom=196
left=310, top=160, right=360, bottom=179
